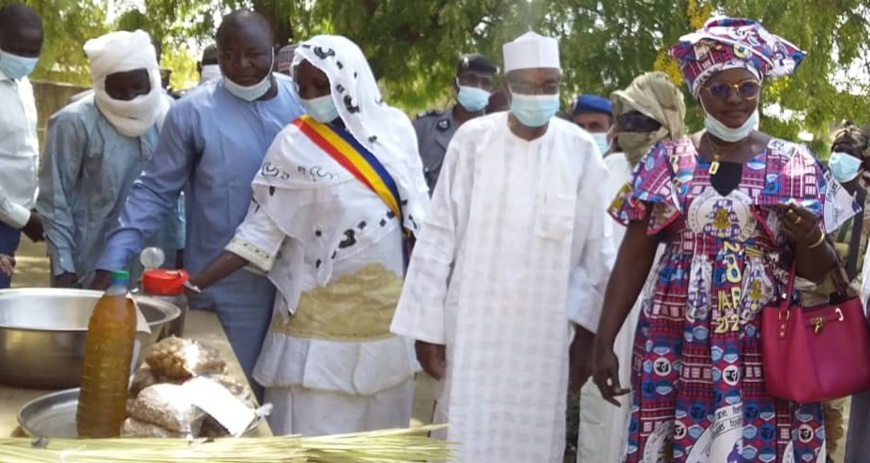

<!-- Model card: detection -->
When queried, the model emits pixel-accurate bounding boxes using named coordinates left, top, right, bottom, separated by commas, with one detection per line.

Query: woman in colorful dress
left=592, top=18, right=857, bottom=462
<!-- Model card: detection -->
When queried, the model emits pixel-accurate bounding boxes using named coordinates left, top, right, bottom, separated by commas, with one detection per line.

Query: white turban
left=84, top=30, right=169, bottom=137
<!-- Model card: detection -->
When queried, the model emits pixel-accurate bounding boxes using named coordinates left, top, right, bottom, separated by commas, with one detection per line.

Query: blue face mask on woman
left=828, top=151, right=863, bottom=183
left=0, top=50, right=38, bottom=80
left=300, top=94, right=340, bottom=123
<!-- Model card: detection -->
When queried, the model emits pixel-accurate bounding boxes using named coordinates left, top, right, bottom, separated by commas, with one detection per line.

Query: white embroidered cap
left=502, top=31, right=560, bottom=73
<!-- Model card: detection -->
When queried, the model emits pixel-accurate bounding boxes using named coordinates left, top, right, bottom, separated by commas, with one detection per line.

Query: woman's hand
left=777, top=203, right=823, bottom=247
left=777, top=203, right=837, bottom=283
left=0, top=254, right=14, bottom=278
left=184, top=275, right=203, bottom=296
left=592, top=342, right=630, bottom=406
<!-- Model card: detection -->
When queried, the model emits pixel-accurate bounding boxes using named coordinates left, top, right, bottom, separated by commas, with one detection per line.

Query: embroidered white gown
left=392, top=112, right=616, bottom=463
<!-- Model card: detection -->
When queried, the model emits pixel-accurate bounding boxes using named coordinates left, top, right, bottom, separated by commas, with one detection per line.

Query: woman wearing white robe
left=187, top=35, right=429, bottom=436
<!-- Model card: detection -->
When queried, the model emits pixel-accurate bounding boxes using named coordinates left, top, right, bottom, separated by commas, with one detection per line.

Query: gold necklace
left=706, top=134, right=750, bottom=176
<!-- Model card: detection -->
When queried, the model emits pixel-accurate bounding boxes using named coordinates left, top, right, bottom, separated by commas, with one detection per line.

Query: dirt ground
left=9, top=240, right=850, bottom=461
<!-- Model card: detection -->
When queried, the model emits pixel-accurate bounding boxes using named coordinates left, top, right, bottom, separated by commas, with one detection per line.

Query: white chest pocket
left=535, top=192, right=575, bottom=241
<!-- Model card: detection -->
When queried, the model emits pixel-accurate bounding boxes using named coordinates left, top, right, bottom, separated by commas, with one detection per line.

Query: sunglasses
left=617, top=111, right=662, bottom=133
left=703, top=80, right=762, bottom=100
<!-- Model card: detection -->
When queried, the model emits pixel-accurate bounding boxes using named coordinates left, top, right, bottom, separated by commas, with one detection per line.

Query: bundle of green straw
left=0, top=426, right=452, bottom=462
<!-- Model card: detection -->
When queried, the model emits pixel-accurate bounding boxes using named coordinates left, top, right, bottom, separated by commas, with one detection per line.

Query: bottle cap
left=142, top=269, right=189, bottom=295
left=110, top=270, right=130, bottom=284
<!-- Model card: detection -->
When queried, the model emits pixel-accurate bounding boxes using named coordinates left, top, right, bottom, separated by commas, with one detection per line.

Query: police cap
left=456, top=53, right=498, bottom=76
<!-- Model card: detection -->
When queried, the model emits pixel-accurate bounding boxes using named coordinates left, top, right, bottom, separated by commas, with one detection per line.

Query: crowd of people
left=3, top=2, right=870, bottom=462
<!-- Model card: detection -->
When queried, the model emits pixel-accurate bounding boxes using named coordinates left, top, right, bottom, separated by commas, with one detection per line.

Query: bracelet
left=806, top=230, right=826, bottom=249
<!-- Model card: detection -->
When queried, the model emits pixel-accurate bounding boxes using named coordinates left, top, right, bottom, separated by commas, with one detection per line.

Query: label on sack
left=184, top=376, right=256, bottom=436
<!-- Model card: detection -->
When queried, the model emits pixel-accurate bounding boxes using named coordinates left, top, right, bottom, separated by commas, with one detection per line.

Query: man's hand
left=89, top=270, right=111, bottom=290
left=21, top=212, right=44, bottom=242
left=53, top=272, right=80, bottom=288
left=569, top=325, right=595, bottom=395
left=415, top=340, right=447, bottom=381
left=0, top=254, right=15, bottom=278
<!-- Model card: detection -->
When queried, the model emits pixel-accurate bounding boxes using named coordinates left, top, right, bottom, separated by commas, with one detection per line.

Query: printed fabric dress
left=609, top=137, right=858, bottom=463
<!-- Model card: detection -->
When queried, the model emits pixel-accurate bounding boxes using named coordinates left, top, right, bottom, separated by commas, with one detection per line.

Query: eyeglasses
left=507, top=81, right=560, bottom=96
left=617, top=111, right=662, bottom=133
left=703, top=80, right=762, bottom=100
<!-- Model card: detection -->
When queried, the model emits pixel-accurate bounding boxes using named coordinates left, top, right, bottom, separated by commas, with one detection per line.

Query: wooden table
left=0, top=310, right=272, bottom=437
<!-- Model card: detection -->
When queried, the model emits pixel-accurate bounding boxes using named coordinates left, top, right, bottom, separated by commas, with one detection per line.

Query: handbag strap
left=778, top=236, right=855, bottom=316
left=777, top=260, right=798, bottom=315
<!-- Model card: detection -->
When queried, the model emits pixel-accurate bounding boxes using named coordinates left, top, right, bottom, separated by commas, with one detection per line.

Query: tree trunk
left=253, top=0, right=294, bottom=46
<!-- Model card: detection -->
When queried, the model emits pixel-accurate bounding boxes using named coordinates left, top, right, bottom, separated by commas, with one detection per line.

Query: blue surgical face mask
left=591, top=132, right=609, bottom=154
left=300, top=94, right=340, bottom=124
left=510, top=93, right=560, bottom=128
left=700, top=98, right=759, bottom=143
left=456, top=83, right=489, bottom=113
left=223, top=51, right=275, bottom=102
left=828, top=151, right=863, bottom=183
left=0, top=49, right=38, bottom=80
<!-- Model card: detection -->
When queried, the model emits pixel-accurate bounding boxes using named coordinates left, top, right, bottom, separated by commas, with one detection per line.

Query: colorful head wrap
left=669, top=17, right=806, bottom=97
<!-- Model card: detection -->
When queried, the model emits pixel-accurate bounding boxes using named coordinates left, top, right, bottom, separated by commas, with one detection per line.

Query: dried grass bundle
left=0, top=426, right=451, bottom=463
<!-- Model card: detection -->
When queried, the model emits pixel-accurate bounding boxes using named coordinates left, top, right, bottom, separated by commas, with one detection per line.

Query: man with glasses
left=414, top=53, right=497, bottom=194
left=391, top=32, right=614, bottom=462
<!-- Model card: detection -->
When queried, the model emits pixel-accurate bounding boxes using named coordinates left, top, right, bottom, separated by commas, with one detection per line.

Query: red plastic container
left=142, top=269, right=189, bottom=337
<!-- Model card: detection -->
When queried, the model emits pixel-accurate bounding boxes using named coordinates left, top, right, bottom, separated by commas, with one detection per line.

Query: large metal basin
left=0, top=288, right=181, bottom=389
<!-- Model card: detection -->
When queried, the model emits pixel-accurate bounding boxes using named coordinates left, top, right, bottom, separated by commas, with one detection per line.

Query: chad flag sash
left=293, top=115, right=412, bottom=268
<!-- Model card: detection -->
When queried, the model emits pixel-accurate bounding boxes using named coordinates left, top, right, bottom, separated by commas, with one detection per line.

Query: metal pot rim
left=0, top=288, right=181, bottom=331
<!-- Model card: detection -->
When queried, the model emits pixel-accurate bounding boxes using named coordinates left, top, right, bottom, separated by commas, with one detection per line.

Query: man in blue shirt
left=93, top=10, right=304, bottom=397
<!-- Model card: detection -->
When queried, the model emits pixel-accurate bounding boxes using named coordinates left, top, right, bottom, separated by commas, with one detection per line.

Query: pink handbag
left=761, top=259, right=870, bottom=403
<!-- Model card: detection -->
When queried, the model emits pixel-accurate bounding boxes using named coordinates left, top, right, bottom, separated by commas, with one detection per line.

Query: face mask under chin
left=699, top=98, right=759, bottom=143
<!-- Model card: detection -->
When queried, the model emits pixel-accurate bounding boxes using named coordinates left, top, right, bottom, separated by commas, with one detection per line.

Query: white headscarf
left=84, top=30, right=170, bottom=137
left=292, top=35, right=429, bottom=235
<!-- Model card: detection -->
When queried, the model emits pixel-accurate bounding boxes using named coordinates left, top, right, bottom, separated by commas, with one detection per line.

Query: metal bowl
left=18, top=387, right=262, bottom=438
left=0, top=288, right=181, bottom=389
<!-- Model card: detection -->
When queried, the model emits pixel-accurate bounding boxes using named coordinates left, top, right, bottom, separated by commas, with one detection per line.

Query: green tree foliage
left=1, top=0, right=109, bottom=85
left=10, top=0, right=870, bottom=148
left=717, top=0, right=870, bottom=154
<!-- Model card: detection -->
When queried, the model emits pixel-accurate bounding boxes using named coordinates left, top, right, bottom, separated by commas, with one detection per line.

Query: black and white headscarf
left=292, top=35, right=429, bottom=235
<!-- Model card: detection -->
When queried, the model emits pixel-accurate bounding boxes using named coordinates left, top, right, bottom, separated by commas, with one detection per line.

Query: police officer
left=414, top=53, right=498, bottom=193
left=571, top=94, right=613, bottom=155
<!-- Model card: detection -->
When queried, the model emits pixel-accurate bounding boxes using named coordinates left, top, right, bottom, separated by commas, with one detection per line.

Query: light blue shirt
left=37, top=94, right=182, bottom=287
left=96, top=76, right=304, bottom=294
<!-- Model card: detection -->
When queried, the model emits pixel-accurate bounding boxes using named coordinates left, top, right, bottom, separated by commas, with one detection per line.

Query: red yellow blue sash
left=293, top=115, right=412, bottom=268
